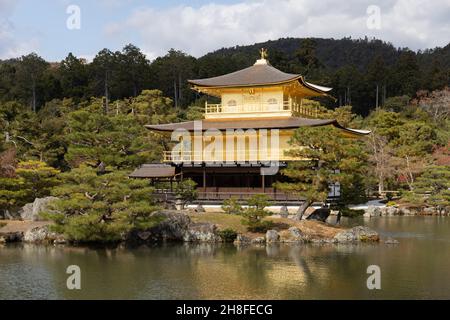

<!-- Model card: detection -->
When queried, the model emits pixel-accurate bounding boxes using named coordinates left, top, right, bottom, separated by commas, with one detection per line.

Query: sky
left=0, top=0, right=449, bottom=62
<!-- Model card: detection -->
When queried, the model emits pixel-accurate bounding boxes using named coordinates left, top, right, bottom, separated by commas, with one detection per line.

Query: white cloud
left=0, top=0, right=17, bottom=17
left=104, top=0, right=450, bottom=59
left=0, top=0, right=40, bottom=59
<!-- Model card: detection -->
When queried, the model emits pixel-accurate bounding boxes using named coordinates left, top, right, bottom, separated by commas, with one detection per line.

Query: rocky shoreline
left=3, top=196, right=447, bottom=247
left=363, top=205, right=450, bottom=217
left=1, top=210, right=390, bottom=246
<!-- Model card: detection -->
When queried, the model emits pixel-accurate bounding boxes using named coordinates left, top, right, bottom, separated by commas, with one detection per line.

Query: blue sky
left=1, top=0, right=449, bottom=61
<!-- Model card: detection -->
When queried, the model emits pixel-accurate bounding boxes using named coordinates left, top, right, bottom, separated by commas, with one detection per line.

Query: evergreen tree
left=90, top=49, right=117, bottom=113
left=15, top=53, right=49, bottom=112
left=275, top=126, right=368, bottom=219
left=412, top=166, right=450, bottom=214
left=59, top=53, right=89, bottom=100
left=46, top=166, right=161, bottom=243
left=295, top=38, right=322, bottom=78
left=118, top=44, right=151, bottom=97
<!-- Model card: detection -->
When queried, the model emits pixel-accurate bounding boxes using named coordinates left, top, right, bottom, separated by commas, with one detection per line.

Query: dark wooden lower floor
left=139, top=164, right=339, bottom=204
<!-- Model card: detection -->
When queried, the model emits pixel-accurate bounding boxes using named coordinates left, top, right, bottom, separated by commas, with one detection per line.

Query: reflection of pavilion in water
left=7, top=244, right=375, bottom=299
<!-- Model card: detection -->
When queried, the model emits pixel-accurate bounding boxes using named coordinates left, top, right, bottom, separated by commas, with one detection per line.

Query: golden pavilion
left=131, top=49, right=369, bottom=203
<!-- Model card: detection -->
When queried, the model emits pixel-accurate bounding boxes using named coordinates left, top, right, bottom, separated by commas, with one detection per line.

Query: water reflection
left=1, top=217, right=449, bottom=299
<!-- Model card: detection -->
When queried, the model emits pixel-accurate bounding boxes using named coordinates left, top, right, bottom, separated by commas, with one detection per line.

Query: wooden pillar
left=262, top=174, right=266, bottom=193
left=203, top=166, right=207, bottom=192
left=212, top=171, right=217, bottom=193
left=246, top=172, right=250, bottom=191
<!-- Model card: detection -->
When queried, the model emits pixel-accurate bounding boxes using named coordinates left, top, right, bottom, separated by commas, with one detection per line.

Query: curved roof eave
left=145, top=118, right=371, bottom=136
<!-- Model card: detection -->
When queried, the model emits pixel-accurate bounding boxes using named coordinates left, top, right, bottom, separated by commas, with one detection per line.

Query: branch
left=15, top=135, right=34, bottom=146
left=84, top=192, right=98, bottom=200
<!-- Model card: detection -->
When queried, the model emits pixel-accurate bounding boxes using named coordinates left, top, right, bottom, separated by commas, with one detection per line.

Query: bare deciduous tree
left=416, top=87, right=450, bottom=123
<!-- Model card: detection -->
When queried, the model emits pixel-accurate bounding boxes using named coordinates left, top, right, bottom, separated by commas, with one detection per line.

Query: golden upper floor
left=188, top=53, right=333, bottom=120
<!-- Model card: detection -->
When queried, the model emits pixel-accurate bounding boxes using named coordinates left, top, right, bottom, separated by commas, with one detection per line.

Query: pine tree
left=275, top=126, right=368, bottom=219
left=46, top=166, right=161, bottom=242
left=413, top=166, right=450, bottom=214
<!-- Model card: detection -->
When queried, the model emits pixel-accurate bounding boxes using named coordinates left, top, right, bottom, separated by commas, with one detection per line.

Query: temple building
left=130, top=49, right=369, bottom=203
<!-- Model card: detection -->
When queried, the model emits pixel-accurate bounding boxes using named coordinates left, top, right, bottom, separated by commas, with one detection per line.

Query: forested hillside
left=0, top=37, right=449, bottom=115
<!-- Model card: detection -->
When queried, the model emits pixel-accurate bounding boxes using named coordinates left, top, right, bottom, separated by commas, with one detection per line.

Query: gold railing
left=291, top=103, right=319, bottom=118
left=163, top=149, right=299, bottom=162
left=205, top=100, right=319, bottom=118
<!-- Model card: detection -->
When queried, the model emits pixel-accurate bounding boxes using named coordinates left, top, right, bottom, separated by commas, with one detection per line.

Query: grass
left=189, top=212, right=248, bottom=233
left=188, top=212, right=343, bottom=239
left=189, top=212, right=293, bottom=234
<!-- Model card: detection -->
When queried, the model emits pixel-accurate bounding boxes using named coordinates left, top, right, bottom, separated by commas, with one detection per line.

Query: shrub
left=222, top=197, right=243, bottom=215
left=241, top=194, right=272, bottom=233
left=386, top=201, right=397, bottom=207
left=175, top=179, right=197, bottom=208
left=386, top=192, right=394, bottom=202
left=217, top=228, right=238, bottom=242
left=45, top=166, right=161, bottom=243
left=340, top=208, right=365, bottom=218
left=245, top=220, right=274, bottom=233
left=247, top=194, right=270, bottom=211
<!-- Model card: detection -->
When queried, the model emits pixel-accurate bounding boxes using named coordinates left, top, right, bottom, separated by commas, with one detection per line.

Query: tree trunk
left=405, top=155, right=415, bottom=191
left=178, top=73, right=182, bottom=106
left=376, top=84, right=379, bottom=108
left=32, top=80, right=36, bottom=113
left=104, top=71, right=109, bottom=114
left=296, top=199, right=312, bottom=220
left=173, top=79, right=178, bottom=108
left=378, top=174, right=384, bottom=195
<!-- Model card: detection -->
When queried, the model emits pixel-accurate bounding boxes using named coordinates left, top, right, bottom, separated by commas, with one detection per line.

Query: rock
left=23, top=226, right=61, bottom=243
left=445, top=207, right=450, bottom=216
left=311, top=238, right=337, bottom=244
left=352, top=226, right=380, bottom=242
left=195, top=205, right=206, bottom=213
left=183, top=222, right=221, bottom=242
left=251, top=237, right=266, bottom=244
left=128, top=210, right=192, bottom=242
left=334, top=226, right=379, bottom=243
left=307, top=208, right=330, bottom=222
left=128, top=210, right=224, bottom=243
left=136, top=231, right=152, bottom=241
left=53, top=237, right=67, bottom=245
left=2, top=209, right=20, bottom=220
left=423, top=207, right=436, bottom=215
left=280, top=206, right=289, bottom=218
left=364, top=206, right=382, bottom=218
left=385, top=206, right=400, bottom=216
left=400, top=207, right=411, bottom=216
left=0, top=232, right=23, bottom=243
left=265, top=230, right=280, bottom=243
left=19, top=197, right=59, bottom=221
left=334, top=230, right=357, bottom=243
left=234, top=234, right=251, bottom=245
left=384, top=238, right=399, bottom=245
left=175, top=199, right=184, bottom=211
left=289, top=227, right=303, bottom=238
left=279, top=227, right=309, bottom=243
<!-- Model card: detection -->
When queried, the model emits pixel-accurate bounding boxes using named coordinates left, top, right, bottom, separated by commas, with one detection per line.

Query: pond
left=1, top=216, right=449, bottom=299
